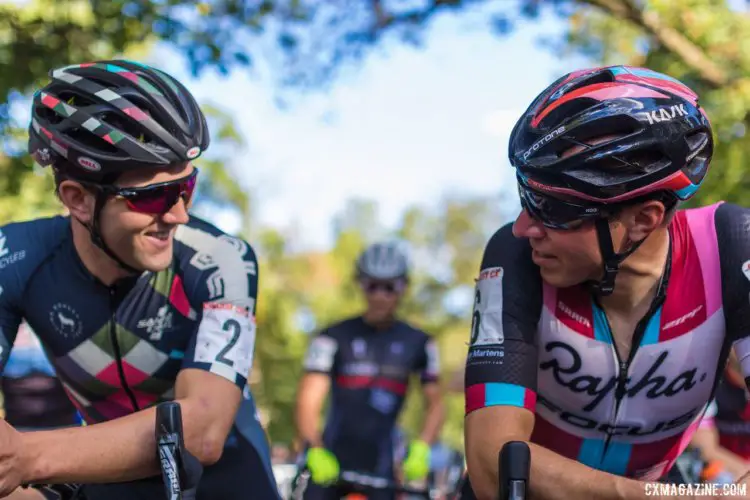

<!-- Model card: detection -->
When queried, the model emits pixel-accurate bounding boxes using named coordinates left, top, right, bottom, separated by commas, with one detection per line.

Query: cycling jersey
left=303, top=316, right=439, bottom=477
left=0, top=214, right=277, bottom=498
left=465, top=202, right=750, bottom=480
left=699, top=368, right=750, bottom=459
left=2, top=323, right=80, bottom=428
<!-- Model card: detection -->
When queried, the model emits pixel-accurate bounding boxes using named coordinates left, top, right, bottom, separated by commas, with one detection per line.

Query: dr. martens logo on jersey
left=540, top=341, right=707, bottom=412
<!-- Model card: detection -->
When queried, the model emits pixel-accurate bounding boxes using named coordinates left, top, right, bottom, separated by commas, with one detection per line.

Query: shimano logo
left=159, top=448, right=180, bottom=494
left=557, top=301, right=591, bottom=328
left=522, top=126, right=565, bottom=160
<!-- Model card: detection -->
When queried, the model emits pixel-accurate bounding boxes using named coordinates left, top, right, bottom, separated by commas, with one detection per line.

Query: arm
left=22, top=233, right=260, bottom=483
left=464, top=225, right=664, bottom=500
left=417, top=337, right=444, bottom=444
left=419, top=383, right=444, bottom=445
left=296, top=373, right=331, bottom=448
left=296, top=333, right=338, bottom=448
left=21, top=368, right=241, bottom=483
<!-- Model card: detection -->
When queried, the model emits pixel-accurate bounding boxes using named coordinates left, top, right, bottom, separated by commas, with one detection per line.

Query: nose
left=512, top=209, right=546, bottom=239
left=161, top=197, right=190, bottom=225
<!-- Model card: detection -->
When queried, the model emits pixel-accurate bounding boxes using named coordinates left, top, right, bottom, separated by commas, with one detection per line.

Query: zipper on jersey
left=595, top=237, right=672, bottom=460
left=109, top=287, right=140, bottom=412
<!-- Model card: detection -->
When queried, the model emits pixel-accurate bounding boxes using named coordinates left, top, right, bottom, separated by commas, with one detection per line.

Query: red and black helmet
left=28, top=59, right=210, bottom=182
left=509, top=66, right=713, bottom=204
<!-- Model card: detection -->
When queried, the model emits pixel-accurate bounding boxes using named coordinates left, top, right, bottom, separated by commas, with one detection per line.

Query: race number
left=470, top=266, right=505, bottom=347
left=195, top=303, right=255, bottom=382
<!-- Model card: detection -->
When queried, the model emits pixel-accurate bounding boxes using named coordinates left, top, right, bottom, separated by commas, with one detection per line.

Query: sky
left=144, top=4, right=593, bottom=250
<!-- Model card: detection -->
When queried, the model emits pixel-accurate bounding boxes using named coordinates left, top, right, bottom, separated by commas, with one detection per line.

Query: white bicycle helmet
left=356, top=242, right=409, bottom=281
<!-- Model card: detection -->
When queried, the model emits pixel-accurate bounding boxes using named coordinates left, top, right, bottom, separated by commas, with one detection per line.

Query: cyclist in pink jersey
left=463, top=66, right=750, bottom=500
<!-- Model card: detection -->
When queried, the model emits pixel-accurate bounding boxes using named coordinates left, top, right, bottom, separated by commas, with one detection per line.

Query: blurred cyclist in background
left=691, top=348, right=750, bottom=480
left=296, top=242, right=445, bottom=500
left=2, top=322, right=81, bottom=431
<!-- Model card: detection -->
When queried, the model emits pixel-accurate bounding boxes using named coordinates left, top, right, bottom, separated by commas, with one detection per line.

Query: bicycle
left=21, top=401, right=202, bottom=500
left=290, top=467, right=432, bottom=500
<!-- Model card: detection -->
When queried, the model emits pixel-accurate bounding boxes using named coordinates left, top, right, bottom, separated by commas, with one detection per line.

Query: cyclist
left=2, top=322, right=81, bottom=430
left=0, top=60, right=277, bottom=499
left=463, top=65, right=750, bottom=499
left=691, top=348, right=750, bottom=480
left=296, top=242, right=445, bottom=500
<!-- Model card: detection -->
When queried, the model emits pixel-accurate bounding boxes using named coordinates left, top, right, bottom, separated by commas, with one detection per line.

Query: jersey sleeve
left=302, top=331, right=339, bottom=376
left=698, top=399, right=717, bottom=430
left=715, top=203, right=750, bottom=387
left=0, top=223, right=33, bottom=372
left=415, top=336, right=440, bottom=384
left=180, top=229, right=259, bottom=389
left=465, top=222, right=542, bottom=415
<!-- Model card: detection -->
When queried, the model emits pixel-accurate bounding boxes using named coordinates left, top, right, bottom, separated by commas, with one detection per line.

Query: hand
left=306, top=447, right=339, bottom=486
left=402, top=440, right=431, bottom=482
left=0, top=420, right=26, bottom=497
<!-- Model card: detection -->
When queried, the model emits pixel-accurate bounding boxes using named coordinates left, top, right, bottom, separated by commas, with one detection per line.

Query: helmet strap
left=86, top=190, right=142, bottom=275
left=589, top=218, right=648, bottom=296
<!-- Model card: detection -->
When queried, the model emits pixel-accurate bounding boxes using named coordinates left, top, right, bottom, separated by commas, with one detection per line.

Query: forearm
left=419, top=399, right=445, bottom=444
left=21, top=397, right=218, bottom=484
left=295, top=405, right=323, bottom=447
left=471, top=441, right=660, bottom=500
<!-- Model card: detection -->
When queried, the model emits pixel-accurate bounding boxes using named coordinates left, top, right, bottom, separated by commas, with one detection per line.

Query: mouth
left=144, top=228, right=174, bottom=249
left=532, top=249, right=558, bottom=266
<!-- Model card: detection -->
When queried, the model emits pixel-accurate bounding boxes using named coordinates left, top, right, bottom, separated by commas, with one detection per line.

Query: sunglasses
left=360, top=279, right=406, bottom=295
left=517, top=176, right=611, bottom=230
left=101, top=168, right=198, bottom=214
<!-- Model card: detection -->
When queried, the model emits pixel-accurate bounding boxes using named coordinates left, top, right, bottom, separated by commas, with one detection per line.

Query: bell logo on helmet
left=77, top=156, right=101, bottom=171
left=186, top=146, right=201, bottom=159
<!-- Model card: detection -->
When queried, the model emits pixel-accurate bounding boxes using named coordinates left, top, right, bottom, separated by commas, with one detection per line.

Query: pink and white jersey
left=465, top=202, right=750, bottom=479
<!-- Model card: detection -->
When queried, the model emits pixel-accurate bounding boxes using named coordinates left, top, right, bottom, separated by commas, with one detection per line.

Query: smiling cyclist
left=464, top=66, right=750, bottom=500
left=0, top=60, right=277, bottom=499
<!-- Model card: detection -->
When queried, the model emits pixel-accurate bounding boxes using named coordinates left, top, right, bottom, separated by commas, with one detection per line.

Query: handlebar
left=155, top=401, right=203, bottom=500
left=338, top=470, right=431, bottom=496
left=498, top=441, right=530, bottom=500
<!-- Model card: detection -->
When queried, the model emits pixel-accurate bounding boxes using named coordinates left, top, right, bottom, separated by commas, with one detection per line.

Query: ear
left=619, top=201, right=666, bottom=242
left=58, top=180, right=97, bottom=224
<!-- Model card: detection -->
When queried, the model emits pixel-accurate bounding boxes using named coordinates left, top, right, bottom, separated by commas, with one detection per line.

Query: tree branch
left=579, top=0, right=731, bottom=88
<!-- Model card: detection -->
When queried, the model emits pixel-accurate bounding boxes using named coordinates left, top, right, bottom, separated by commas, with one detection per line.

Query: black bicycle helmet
left=29, top=59, right=209, bottom=181
left=508, top=66, right=713, bottom=295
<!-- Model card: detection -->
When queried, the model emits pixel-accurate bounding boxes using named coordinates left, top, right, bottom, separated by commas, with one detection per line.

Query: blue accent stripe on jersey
left=591, top=303, right=612, bottom=344
left=484, top=383, right=528, bottom=407
left=169, top=350, right=185, bottom=359
left=640, top=307, right=663, bottom=346
left=578, top=438, right=632, bottom=475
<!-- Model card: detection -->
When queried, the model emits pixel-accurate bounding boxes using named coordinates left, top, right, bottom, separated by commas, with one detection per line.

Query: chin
left=138, top=253, right=174, bottom=272
left=539, top=268, right=586, bottom=289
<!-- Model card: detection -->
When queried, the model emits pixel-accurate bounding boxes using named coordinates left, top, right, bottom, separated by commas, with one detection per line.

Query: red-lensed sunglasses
left=101, top=169, right=198, bottom=214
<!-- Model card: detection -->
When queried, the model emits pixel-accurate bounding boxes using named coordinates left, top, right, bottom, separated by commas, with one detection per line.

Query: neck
left=362, top=312, right=396, bottom=330
left=598, top=227, right=670, bottom=314
left=71, top=219, right=132, bottom=286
